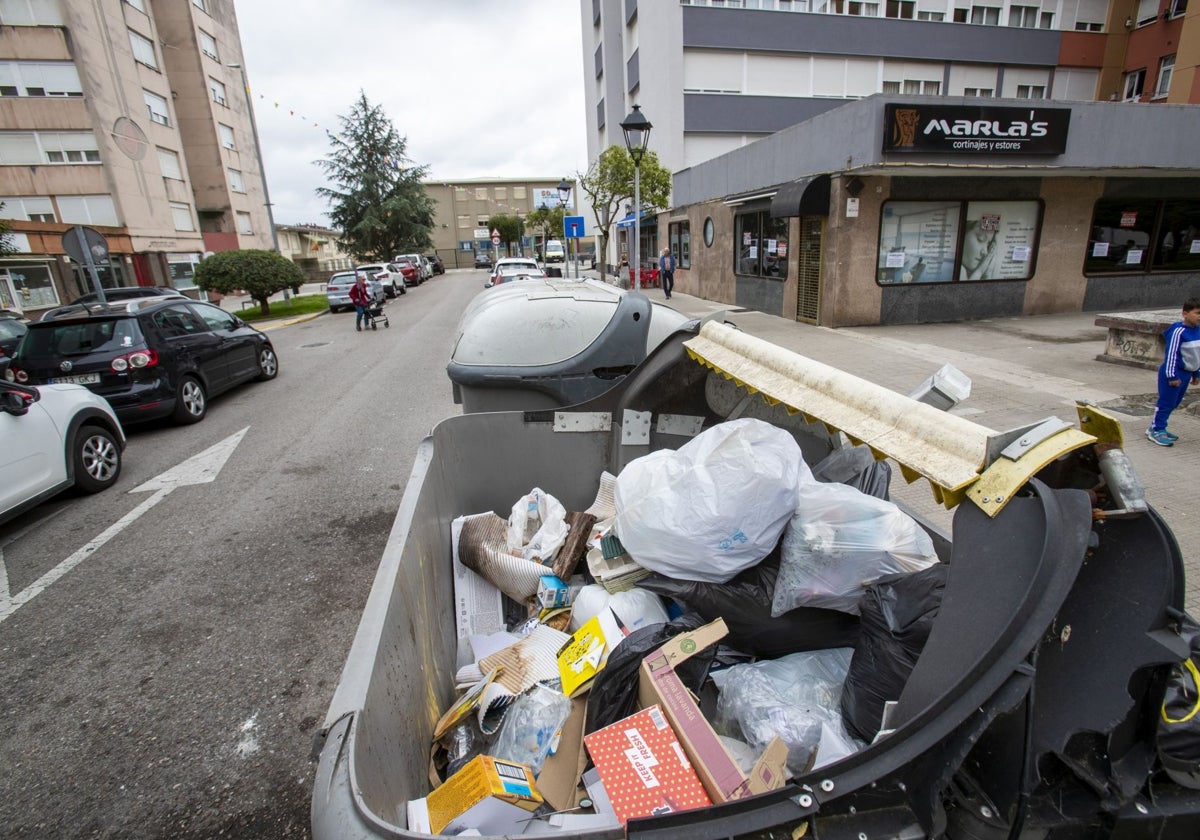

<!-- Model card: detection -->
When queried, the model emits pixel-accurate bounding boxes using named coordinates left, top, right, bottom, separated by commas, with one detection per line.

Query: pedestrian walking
left=659, top=247, right=676, bottom=300
left=1148, top=298, right=1200, bottom=446
left=348, top=272, right=373, bottom=332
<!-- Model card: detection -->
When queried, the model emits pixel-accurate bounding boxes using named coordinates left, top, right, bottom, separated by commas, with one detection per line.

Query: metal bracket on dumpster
left=968, top=426, right=1096, bottom=516
left=656, top=414, right=705, bottom=437
left=622, top=409, right=652, bottom=445
left=553, top=412, right=612, bottom=433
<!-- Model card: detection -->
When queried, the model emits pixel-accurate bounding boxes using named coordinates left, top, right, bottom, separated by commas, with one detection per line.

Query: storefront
left=668, top=97, right=1200, bottom=327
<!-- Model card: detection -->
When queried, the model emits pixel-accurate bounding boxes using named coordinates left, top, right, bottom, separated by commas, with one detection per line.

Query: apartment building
left=423, top=177, right=589, bottom=269
left=0, top=0, right=272, bottom=316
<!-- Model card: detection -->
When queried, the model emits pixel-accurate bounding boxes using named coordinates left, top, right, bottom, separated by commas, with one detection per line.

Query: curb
left=255, top=310, right=328, bottom=332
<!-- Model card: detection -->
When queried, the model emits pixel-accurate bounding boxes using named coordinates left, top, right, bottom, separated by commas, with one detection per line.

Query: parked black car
left=425, top=254, right=445, bottom=275
left=70, top=286, right=186, bottom=305
left=0, top=314, right=27, bottom=376
left=473, top=252, right=492, bottom=269
left=4, top=298, right=277, bottom=426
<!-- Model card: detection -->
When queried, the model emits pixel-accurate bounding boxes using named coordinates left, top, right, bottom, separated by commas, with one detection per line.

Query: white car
left=355, top=263, right=406, bottom=299
left=1, top=380, right=125, bottom=524
left=488, top=257, right=540, bottom=286
left=326, top=271, right=385, bottom=313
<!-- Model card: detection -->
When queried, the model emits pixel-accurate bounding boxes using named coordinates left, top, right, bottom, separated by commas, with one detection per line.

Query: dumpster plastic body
left=446, top=278, right=692, bottom=413
left=314, top=322, right=1200, bottom=839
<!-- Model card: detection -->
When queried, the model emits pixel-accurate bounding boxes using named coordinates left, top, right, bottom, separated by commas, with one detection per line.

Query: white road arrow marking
left=0, top=427, right=248, bottom=624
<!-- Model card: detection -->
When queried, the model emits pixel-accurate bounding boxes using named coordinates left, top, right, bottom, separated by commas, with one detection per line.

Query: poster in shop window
left=877, top=201, right=961, bottom=283
left=961, top=201, right=1040, bottom=281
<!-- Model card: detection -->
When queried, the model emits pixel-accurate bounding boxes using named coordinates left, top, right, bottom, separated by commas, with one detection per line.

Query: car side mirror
left=1, top=390, right=31, bottom=416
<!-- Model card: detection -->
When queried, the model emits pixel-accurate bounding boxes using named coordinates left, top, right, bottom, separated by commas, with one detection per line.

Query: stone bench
left=1094, top=309, right=1177, bottom=370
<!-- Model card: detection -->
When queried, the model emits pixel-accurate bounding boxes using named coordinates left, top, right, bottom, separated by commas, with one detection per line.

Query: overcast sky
left=232, top=0, right=588, bottom=227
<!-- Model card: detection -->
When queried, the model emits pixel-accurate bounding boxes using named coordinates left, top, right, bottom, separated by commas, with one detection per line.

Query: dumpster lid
left=684, top=321, right=1096, bottom=514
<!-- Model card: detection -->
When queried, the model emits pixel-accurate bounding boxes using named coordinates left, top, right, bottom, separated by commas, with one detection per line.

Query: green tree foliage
left=316, top=92, right=435, bottom=262
left=0, top=203, right=17, bottom=257
left=193, top=249, right=303, bottom=317
left=525, top=206, right=566, bottom=255
left=579, top=146, right=671, bottom=270
left=486, top=214, right=524, bottom=254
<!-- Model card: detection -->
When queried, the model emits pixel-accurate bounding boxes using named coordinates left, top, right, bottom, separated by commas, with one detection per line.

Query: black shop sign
left=883, top=104, right=1070, bottom=155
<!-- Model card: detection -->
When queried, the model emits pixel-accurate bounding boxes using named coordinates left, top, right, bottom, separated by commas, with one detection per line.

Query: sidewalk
left=584, top=268, right=1200, bottom=612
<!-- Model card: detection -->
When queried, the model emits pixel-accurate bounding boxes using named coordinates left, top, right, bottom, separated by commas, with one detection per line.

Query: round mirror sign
left=703, top=217, right=714, bottom=247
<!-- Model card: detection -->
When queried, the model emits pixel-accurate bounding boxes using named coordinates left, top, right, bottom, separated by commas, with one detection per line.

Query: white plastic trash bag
left=613, top=418, right=810, bottom=583
left=568, top=584, right=670, bottom=632
left=508, top=488, right=569, bottom=565
left=771, top=481, right=939, bottom=616
left=711, top=648, right=862, bottom=775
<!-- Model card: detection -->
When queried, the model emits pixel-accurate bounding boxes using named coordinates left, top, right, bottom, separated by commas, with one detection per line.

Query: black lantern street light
left=557, top=177, right=572, bottom=278
left=620, top=104, right=652, bottom=291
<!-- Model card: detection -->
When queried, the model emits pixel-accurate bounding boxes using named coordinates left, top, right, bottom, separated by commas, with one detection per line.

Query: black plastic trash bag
left=636, top=547, right=860, bottom=658
left=583, top=612, right=709, bottom=741
left=811, top=445, right=892, bottom=501
left=841, top=563, right=949, bottom=743
left=1159, top=612, right=1200, bottom=788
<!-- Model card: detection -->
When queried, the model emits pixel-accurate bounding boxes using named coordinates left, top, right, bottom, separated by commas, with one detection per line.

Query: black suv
left=5, top=298, right=278, bottom=425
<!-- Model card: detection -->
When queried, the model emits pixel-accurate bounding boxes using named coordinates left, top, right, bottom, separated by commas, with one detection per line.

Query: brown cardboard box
left=636, top=617, right=789, bottom=803
left=536, top=695, right=589, bottom=812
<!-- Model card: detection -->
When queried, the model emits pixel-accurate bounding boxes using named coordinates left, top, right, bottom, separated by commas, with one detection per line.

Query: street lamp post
left=620, top=105, right=652, bottom=292
left=227, top=62, right=286, bottom=301
left=557, top=177, right=572, bottom=279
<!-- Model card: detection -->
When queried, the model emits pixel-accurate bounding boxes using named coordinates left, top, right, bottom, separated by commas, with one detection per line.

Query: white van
left=544, top=240, right=566, bottom=263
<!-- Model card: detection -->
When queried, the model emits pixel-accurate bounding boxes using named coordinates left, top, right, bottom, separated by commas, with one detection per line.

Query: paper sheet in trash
left=452, top=516, right=507, bottom=669
left=473, top=624, right=570, bottom=733
left=455, top=512, right=548, bottom=602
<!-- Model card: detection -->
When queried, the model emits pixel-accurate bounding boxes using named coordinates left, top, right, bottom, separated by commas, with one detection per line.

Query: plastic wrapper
left=568, top=584, right=669, bottom=633
left=841, top=564, right=948, bottom=742
left=583, top=613, right=710, bottom=742
left=491, top=683, right=573, bottom=777
left=635, top=547, right=859, bottom=657
left=508, top=488, right=569, bottom=565
left=772, top=481, right=939, bottom=616
left=614, top=418, right=811, bottom=583
left=442, top=718, right=495, bottom=781
left=711, top=648, right=862, bottom=775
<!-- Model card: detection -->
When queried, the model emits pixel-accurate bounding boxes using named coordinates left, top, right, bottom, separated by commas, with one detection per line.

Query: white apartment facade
left=0, top=0, right=272, bottom=316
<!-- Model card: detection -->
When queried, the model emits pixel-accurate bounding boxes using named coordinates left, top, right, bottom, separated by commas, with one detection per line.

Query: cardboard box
left=637, top=618, right=789, bottom=803
left=425, top=755, right=543, bottom=836
left=537, top=574, right=572, bottom=609
left=556, top=606, right=626, bottom=697
left=583, top=704, right=713, bottom=824
left=536, top=695, right=589, bottom=812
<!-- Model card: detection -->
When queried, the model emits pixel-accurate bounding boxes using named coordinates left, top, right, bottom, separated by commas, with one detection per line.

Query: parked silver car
left=326, top=272, right=384, bottom=313
left=354, top=263, right=406, bottom=298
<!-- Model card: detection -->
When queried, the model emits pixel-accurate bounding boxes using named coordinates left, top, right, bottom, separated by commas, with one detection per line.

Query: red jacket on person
left=349, top=278, right=371, bottom=306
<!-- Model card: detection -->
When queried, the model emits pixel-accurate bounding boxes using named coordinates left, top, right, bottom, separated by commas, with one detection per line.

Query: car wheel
left=172, top=375, right=207, bottom=424
left=71, top=424, right=122, bottom=494
left=256, top=346, right=278, bottom=381
left=385, top=287, right=396, bottom=299
left=400, top=285, right=406, bottom=295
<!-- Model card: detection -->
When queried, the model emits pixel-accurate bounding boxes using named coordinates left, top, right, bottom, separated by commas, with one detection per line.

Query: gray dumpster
left=313, top=320, right=1199, bottom=839
left=446, top=278, right=692, bottom=413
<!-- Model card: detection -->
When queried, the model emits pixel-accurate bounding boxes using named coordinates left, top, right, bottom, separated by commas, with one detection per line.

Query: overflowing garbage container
left=313, top=320, right=1200, bottom=839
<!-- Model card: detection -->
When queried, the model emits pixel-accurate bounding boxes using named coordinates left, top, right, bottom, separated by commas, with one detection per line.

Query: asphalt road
left=0, top=269, right=483, bottom=838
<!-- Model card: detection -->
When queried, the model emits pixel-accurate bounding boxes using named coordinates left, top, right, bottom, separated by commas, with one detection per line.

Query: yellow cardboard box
left=426, top=754, right=543, bottom=835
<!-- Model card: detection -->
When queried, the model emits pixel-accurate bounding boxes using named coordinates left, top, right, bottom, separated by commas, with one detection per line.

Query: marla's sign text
left=884, top=104, right=1070, bottom=155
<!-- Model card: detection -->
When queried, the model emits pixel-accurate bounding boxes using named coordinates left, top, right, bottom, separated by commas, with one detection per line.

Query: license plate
left=51, top=373, right=100, bottom=385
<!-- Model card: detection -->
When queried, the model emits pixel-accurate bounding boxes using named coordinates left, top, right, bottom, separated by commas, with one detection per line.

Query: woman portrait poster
left=960, top=201, right=1041, bottom=281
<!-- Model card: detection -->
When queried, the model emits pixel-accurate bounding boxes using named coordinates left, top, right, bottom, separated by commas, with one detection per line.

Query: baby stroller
left=363, top=296, right=389, bottom=330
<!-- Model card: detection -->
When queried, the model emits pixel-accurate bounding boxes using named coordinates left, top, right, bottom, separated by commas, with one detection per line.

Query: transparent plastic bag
left=614, top=418, right=810, bottom=583
left=711, top=648, right=862, bottom=776
left=508, top=488, right=569, bottom=565
left=771, top=481, right=939, bottom=616
left=491, top=683, right=572, bottom=777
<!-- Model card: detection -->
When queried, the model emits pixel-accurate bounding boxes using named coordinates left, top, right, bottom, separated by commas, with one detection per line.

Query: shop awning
left=615, top=210, right=655, bottom=229
left=770, top=173, right=831, bottom=218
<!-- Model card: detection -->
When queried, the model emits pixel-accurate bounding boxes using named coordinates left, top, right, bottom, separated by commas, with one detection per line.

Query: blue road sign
left=563, top=215, right=586, bottom=239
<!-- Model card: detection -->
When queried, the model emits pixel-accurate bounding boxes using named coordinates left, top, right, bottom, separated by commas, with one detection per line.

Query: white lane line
left=0, top=488, right=171, bottom=624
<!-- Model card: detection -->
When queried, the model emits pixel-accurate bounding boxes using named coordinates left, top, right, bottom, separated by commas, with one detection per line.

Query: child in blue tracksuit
left=1148, top=298, right=1200, bottom=446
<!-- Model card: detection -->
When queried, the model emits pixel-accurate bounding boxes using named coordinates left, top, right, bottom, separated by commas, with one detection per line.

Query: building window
left=1039, top=11, right=1053, bottom=26
left=885, top=0, right=914, bottom=16
left=227, top=168, right=245, bottom=193
left=218, top=123, right=235, bottom=150
left=199, top=30, right=219, bottom=62
left=513, top=186, right=526, bottom=200
left=1085, top=199, right=1200, bottom=274
left=0, top=0, right=65, bottom=26
left=236, top=211, right=253, bottom=234
left=894, top=79, right=940, bottom=95
left=0, top=131, right=100, bottom=165
left=455, top=187, right=469, bottom=201
left=917, top=10, right=945, bottom=19
left=170, top=201, right=194, bottom=231
left=960, top=5, right=1001, bottom=24
left=964, top=87, right=994, bottom=97
left=1135, top=0, right=1157, bottom=25
left=876, top=200, right=1042, bottom=284
left=157, top=147, right=183, bottom=180
left=495, top=187, right=506, bottom=201
left=143, top=89, right=170, bottom=125
left=734, top=211, right=788, bottom=281
left=2, top=263, right=58, bottom=308
left=1074, top=20, right=1103, bottom=30
left=669, top=220, right=691, bottom=269
left=125, top=0, right=146, bottom=11
left=1155, top=55, right=1175, bottom=98
left=192, top=0, right=208, bottom=12
left=475, top=187, right=488, bottom=200
left=58, top=194, right=119, bottom=226
left=167, top=253, right=200, bottom=289
left=209, top=77, right=227, bottom=106
left=1123, top=69, right=1146, bottom=101
left=0, top=195, right=55, bottom=221
left=456, top=214, right=472, bottom=229
left=848, top=1, right=879, bottom=14
left=1169, top=0, right=1186, bottom=18
left=128, top=29, right=158, bottom=69
left=0, top=61, right=84, bottom=97
left=1016, top=84, right=1045, bottom=98
left=1008, top=5, right=1038, bottom=26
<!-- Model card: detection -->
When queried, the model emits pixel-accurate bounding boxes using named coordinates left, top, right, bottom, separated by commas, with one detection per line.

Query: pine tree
left=316, top=93, right=434, bottom=262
